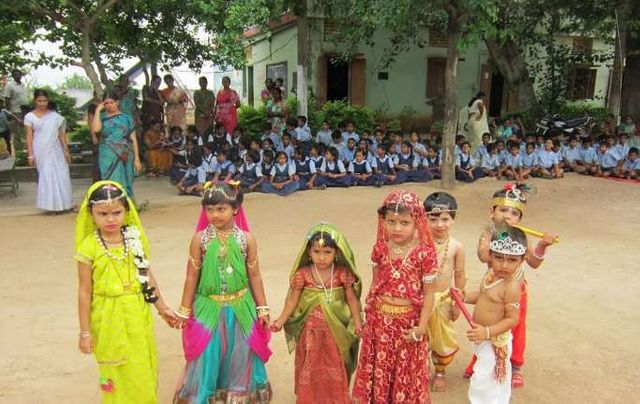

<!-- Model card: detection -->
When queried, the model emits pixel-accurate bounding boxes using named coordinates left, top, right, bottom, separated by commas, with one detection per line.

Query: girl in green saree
left=271, top=223, right=363, bottom=404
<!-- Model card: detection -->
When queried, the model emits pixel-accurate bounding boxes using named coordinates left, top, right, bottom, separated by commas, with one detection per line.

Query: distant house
left=242, top=12, right=614, bottom=118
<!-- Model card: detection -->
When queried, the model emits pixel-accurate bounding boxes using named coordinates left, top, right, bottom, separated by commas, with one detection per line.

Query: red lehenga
left=352, top=190, right=437, bottom=404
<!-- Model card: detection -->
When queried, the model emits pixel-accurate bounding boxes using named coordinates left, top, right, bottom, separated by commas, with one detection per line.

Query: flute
left=513, top=224, right=560, bottom=244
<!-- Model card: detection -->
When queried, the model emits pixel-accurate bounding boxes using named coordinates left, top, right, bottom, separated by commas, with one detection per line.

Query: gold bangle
left=189, top=256, right=201, bottom=269
left=246, top=257, right=258, bottom=269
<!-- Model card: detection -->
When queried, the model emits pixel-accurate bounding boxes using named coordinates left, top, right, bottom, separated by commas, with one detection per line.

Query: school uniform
left=535, top=150, right=559, bottom=170
left=475, top=144, right=489, bottom=161
left=294, top=125, right=312, bottom=153
left=316, top=130, right=333, bottom=146
left=598, top=149, right=619, bottom=174
left=482, top=154, right=501, bottom=174
left=455, top=152, right=483, bottom=182
left=348, top=160, right=377, bottom=186
left=623, top=158, right=640, bottom=175
left=259, top=160, right=274, bottom=177
left=171, top=148, right=202, bottom=184
left=262, top=162, right=299, bottom=196
left=520, top=152, right=537, bottom=169
left=340, top=147, right=356, bottom=165
left=562, top=147, right=582, bottom=165
left=293, top=157, right=317, bottom=190
left=580, top=147, right=598, bottom=165
left=394, top=153, right=431, bottom=183
left=216, top=160, right=236, bottom=180
left=237, top=162, right=263, bottom=190
left=374, top=155, right=397, bottom=185
left=497, top=150, right=509, bottom=166
left=342, top=131, right=360, bottom=143
left=422, top=155, right=442, bottom=179
left=310, top=155, right=324, bottom=170
left=261, top=132, right=283, bottom=151
left=614, top=143, right=630, bottom=162
left=282, top=144, right=295, bottom=160
left=316, top=160, right=352, bottom=187
left=195, top=153, right=218, bottom=184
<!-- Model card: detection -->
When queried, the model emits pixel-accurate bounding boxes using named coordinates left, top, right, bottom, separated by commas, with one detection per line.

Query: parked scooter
left=536, top=114, right=592, bottom=137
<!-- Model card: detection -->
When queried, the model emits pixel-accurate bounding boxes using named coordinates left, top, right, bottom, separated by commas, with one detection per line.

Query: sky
left=22, top=39, right=242, bottom=92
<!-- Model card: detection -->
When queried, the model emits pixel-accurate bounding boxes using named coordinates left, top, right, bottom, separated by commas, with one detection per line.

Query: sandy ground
left=1, top=175, right=639, bottom=403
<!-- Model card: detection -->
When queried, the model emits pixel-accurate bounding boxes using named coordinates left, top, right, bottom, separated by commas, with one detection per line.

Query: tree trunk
left=441, top=5, right=461, bottom=190
left=79, top=26, right=104, bottom=101
left=608, top=1, right=629, bottom=123
left=485, top=37, right=541, bottom=116
left=296, top=0, right=309, bottom=116
left=620, top=18, right=640, bottom=119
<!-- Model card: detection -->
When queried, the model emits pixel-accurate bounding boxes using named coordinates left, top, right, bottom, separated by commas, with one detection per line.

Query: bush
left=313, top=100, right=374, bottom=132
left=238, top=104, right=267, bottom=139
left=69, top=125, right=93, bottom=150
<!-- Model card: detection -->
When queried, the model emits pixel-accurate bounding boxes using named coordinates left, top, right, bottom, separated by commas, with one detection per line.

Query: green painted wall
left=246, top=25, right=298, bottom=107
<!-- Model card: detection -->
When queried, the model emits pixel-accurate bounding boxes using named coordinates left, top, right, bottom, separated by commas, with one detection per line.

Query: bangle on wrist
left=79, top=331, right=91, bottom=338
left=175, top=305, right=192, bottom=319
left=533, top=243, right=547, bottom=260
left=485, top=326, right=491, bottom=340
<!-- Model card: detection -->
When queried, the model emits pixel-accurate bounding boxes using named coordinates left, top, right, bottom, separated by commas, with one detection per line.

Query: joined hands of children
left=157, top=306, right=181, bottom=328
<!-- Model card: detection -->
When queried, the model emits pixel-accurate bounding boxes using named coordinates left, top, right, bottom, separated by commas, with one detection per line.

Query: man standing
left=2, top=70, right=29, bottom=117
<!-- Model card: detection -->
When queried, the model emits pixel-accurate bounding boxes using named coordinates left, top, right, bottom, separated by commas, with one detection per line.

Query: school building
left=241, top=12, right=613, bottom=118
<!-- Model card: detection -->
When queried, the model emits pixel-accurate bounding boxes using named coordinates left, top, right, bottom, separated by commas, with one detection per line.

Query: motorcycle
left=535, top=114, right=592, bottom=137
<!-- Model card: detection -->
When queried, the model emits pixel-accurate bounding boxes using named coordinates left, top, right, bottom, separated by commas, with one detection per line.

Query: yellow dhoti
left=428, top=291, right=458, bottom=373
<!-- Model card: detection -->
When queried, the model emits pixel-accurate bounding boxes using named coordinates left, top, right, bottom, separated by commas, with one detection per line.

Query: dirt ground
left=1, top=175, right=638, bottom=403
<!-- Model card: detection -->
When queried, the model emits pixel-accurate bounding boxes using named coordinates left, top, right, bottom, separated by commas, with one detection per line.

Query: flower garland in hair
left=123, top=226, right=158, bottom=303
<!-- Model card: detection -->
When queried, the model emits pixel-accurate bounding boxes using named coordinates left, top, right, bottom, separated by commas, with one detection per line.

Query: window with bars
left=324, top=19, right=339, bottom=41
left=428, top=27, right=448, bottom=48
left=568, top=67, right=597, bottom=100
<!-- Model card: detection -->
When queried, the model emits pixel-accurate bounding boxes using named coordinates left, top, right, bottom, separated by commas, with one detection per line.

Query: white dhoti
left=468, top=333, right=512, bottom=404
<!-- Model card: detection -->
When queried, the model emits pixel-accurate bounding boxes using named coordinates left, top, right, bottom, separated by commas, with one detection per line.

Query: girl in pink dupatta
left=215, top=76, right=241, bottom=134
left=174, top=182, right=272, bottom=403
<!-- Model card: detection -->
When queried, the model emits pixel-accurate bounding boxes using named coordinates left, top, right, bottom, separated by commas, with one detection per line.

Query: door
left=350, top=58, right=366, bottom=106
left=247, top=66, right=254, bottom=107
left=327, top=57, right=349, bottom=101
left=426, top=58, right=446, bottom=100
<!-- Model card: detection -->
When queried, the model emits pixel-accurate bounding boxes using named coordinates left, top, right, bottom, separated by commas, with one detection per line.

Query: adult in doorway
left=215, top=76, right=241, bottom=134
left=141, top=75, right=164, bottom=132
left=260, top=78, right=274, bottom=104
left=92, top=91, right=141, bottom=199
left=467, top=91, right=489, bottom=149
left=24, top=89, right=73, bottom=213
left=266, top=87, right=288, bottom=135
left=162, top=74, right=188, bottom=132
left=193, top=76, right=216, bottom=135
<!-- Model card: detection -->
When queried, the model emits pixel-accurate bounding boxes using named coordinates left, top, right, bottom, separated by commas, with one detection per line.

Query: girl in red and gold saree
left=352, top=190, right=438, bottom=403
left=271, top=223, right=363, bottom=404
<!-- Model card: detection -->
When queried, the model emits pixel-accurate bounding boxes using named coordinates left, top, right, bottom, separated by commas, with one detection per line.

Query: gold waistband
left=374, top=299, right=413, bottom=317
left=209, top=288, right=247, bottom=303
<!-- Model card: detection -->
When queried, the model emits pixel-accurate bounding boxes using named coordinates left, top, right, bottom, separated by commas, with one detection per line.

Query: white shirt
left=2, top=81, right=29, bottom=114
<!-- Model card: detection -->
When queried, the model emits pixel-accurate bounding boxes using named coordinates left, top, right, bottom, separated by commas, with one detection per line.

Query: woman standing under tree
left=467, top=92, right=490, bottom=150
left=162, top=74, right=188, bottom=132
left=193, top=76, right=216, bottom=135
left=92, top=91, right=142, bottom=200
left=141, top=75, right=164, bottom=132
left=266, top=87, right=287, bottom=136
left=215, top=76, right=241, bottom=134
left=25, top=89, right=74, bottom=213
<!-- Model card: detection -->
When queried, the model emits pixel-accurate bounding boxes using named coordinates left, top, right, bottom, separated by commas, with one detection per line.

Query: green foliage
left=69, top=125, right=93, bottom=150
left=313, top=100, right=374, bottom=133
left=59, top=74, right=93, bottom=90
left=398, top=106, right=418, bottom=132
left=238, top=104, right=268, bottom=138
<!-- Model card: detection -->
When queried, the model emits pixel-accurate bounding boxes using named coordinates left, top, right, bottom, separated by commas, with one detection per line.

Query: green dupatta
left=283, top=223, right=362, bottom=376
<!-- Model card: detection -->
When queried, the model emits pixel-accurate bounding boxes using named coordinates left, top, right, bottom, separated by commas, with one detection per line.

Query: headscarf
left=376, top=190, right=433, bottom=247
left=289, top=222, right=361, bottom=297
left=74, top=180, right=149, bottom=256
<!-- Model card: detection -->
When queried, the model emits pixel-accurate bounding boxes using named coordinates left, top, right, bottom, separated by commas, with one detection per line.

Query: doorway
left=327, top=58, right=349, bottom=101
left=488, top=72, right=504, bottom=117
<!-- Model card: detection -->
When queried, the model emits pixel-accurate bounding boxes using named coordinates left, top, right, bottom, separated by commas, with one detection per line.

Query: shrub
left=69, top=125, right=93, bottom=150
left=314, top=100, right=374, bottom=132
left=238, top=104, right=267, bottom=139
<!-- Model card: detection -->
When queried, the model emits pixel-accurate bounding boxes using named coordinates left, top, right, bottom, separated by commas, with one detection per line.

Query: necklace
left=388, top=244, right=414, bottom=279
left=214, top=226, right=235, bottom=275
left=389, top=240, right=414, bottom=255
left=434, top=237, right=450, bottom=279
left=313, top=264, right=334, bottom=303
left=482, top=271, right=504, bottom=291
left=96, top=230, right=133, bottom=289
